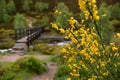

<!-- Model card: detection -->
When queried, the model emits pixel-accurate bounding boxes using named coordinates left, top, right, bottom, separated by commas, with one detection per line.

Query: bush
left=0, top=0, right=6, bottom=23
left=14, top=56, right=47, bottom=74
left=110, top=3, right=120, bottom=20
left=33, top=16, right=50, bottom=28
left=35, top=2, right=49, bottom=12
left=0, top=41, right=14, bottom=49
left=110, top=19, right=120, bottom=32
left=0, top=62, right=31, bottom=80
left=0, top=29, right=15, bottom=49
left=56, top=64, right=70, bottom=78
left=14, top=13, right=28, bottom=28
left=54, top=2, right=72, bottom=29
left=6, top=0, right=16, bottom=15
left=33, top=43, right=55, bottom=55
left=97, top=2, right=114, bottom=44
left=22, top=0, right=32, bottom=12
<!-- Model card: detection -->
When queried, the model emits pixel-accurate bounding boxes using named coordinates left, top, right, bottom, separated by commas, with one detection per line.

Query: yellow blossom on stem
left=103, top=72, right=108, bottom=76
left=59, top=28, right=65, bottom=33
left=116, top=33, right=120, bottom=39
left=67, top=78, right=71, bottom=80
left=51, top=23, right=58, bottom=30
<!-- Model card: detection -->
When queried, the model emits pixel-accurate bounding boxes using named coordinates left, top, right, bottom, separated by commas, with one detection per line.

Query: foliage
left=6, top=0, right=16, bottom=15
left=54, top=2, right=73, bottom=29
left=52, top=0, right=120, bottom=80
left=14, top=56, right=47, bottom=74
left=35, top=2, right=49, bottom=12
left=0, top=62, right=32, bottom=80
left=13, top=13, right=28, bottom=28
left=110, top=19, right=120, bottom=32
left=33, top=43, right=55, bottom=55
left=56, top=64, right=70, bottom=78
left=0, top=41, right=14, bottom=49
left=22, top=0, right=32, bottom=12
left=3, top=13, right=12, bottom=23
left=0, top=29, right=15, bottom=49
left=110, top=3, right=120, bottom=20
left=33, top=16, right=50, bottom=28
left=97, top=2, right=114, bottom=44
left=0, top=0, right=6, bottom=23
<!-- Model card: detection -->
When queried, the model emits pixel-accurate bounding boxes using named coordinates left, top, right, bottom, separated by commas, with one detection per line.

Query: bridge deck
left=16, top=36, right=27, bottom=43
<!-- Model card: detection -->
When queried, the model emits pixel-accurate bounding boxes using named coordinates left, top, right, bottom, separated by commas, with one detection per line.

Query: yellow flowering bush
left=52, top=0, right=120, bottom=80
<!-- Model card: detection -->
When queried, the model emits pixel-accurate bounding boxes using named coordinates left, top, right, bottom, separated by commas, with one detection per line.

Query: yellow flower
left=103, top=72, right=108, bottom=76
left=91, top=0, right=97, bottom=4
left=67, top=78, right=71, bottom=80
left=84, top=10, right=90, bottom=20
left=102, top=14, right=107, bottom=16
left=59, top=28, right=65, bottom=33
left=63, top=56, right=67, bottom=59
left=55, top=9, right=59, bottom=13
left=71, top=37, right=78, bottom=44
left=73, top=69, right=77, bottom=73
left=90, top=58, right=96, bottom=63
left=62, top=48, right=67, bottom=53
left=68, top=17, right=77, bottom=26
left=107, top=58, right=111, bottom=63
left=51, top=23, right=58, bottom=30
left=78, top=0, right=86, bottom=11
left=114, top=53, right=119, bottom=57
left=93, top=10, right=99, bottom=20
left=116, top=33, right=120, bottom=39
left=112, top=46, right=118, bottom=52
left=100, top=62, right=105, bottom=67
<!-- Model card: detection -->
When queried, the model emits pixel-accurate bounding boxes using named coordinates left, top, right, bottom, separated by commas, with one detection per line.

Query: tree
left=22, top=0, right=32, bottom=12
left=0, top=0, right=6, bottom=23
left=14, top=13, right=28, bottom=28
left=6, top=0, right=16, bottom=15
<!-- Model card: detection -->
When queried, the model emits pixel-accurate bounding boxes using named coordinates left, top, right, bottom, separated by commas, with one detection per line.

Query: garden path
left=0, top=54, right=51, bottom=62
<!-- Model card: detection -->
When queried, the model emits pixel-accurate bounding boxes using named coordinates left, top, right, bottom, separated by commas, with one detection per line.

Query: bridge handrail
left=15, top=26, right=45, bottom=47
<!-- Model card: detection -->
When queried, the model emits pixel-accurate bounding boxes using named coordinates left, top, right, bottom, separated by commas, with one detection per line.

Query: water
left=47, top=41, right=72, bottom=46
left=0, top=48, right=12, bottom=53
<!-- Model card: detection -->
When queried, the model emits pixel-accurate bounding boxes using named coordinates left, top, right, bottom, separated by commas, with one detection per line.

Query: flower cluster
left=52, top=0, right=120, bottom=80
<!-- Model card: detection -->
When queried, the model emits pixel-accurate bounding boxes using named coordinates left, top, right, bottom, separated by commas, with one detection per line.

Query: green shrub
left=54, top=2, right=72, bottom=29
left=35, top=2, right=49, bottom=12
left=0, top=0, right=6, bottom=23
left=33, top=16, right=50, bottom=28
left=56, top=64, right=70, bottom=78
left=22, top=0, right=32, bottom=12
left=110, top=19, right=120, bottom=32
left=33, top=43, right=55, bottom=55
left=56, top=2, right=70, bottom=14
left=56, top=75, right=70, bottom=80
left=3, top=13, right=12, bottom=23
left=97, top=2, right=114, bottom=44
left=0, top=29, right=15, bottom=49
left=0, top=29, right=15, bottom=39
left=6, top=0, right=16, bottom=15
left=0, top=62, right=31, bottom=80
left=14, top=13, right=28, bottom=28
left=14, top=56, right=47, bottom=74
left=110, top=3, right=120, bottom=20
left=0, top=41, right=14, bottom=49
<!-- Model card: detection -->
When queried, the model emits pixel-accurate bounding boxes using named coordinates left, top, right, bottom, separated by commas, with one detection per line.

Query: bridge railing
left=15, top=28, right=28, bottom=40
left=27, top=27, right=44, bottom=47
left=15, top=27, right=45, bottom=47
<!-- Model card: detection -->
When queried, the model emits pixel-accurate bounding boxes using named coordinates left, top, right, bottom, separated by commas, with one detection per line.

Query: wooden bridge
left=15, top=27, right=44, bottom=47
left=12, top=27, right=45, bottom=54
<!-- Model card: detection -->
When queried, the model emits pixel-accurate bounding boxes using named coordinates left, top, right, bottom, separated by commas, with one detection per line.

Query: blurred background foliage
left=0, top=0, right=120, bottom=49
